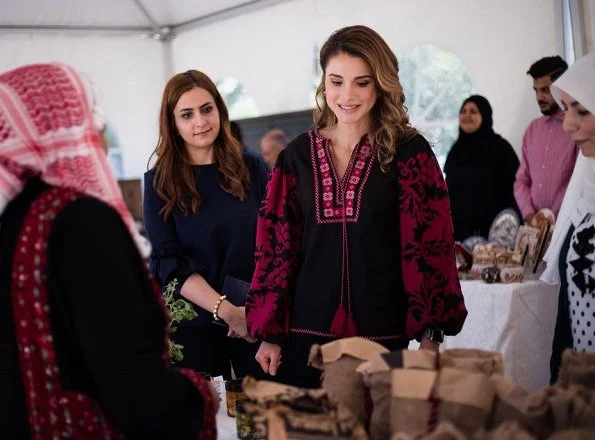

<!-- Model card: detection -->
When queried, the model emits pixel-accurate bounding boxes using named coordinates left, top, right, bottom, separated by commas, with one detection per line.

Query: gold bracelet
left=213, top=295, right=227, bottom=321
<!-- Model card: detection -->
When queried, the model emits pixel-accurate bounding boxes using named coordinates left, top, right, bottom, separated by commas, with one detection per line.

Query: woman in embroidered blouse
left=245, top=25, right=467, bottom=388
left=0, top=63, right=216, bottom=439
left=144, top=70, right=269, bottom=378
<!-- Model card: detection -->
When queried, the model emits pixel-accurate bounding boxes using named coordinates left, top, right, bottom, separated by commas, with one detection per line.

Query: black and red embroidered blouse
left=246, top=130, right=467, bottom=345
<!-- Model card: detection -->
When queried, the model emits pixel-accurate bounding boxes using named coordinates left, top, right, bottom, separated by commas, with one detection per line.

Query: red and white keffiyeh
left=0, top=63, right=149, bottom=256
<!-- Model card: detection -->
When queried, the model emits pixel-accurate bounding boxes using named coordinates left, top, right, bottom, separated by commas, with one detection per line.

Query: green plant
left=163, top=279, right=197, bottom=363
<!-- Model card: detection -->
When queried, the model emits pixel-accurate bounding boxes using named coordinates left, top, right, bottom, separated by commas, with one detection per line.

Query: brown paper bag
left=308, top=337, right=388, bottom=424
left=440, top=349, right=504, bottom=376
left=358, top=350, right=437, bottom=440
left=556, top=349, right=595, bottom=390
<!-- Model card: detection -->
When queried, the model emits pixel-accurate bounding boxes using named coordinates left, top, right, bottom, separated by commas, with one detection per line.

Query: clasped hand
left=218, top=303, right=255, bottom=343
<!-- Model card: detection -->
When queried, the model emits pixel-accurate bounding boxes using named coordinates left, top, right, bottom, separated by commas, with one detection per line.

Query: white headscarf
left=541, top=52, right=595, bottom=284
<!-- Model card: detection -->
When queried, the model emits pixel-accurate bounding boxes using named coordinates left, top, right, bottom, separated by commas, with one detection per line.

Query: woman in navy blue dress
left=144, top=70, right=269, bottom=378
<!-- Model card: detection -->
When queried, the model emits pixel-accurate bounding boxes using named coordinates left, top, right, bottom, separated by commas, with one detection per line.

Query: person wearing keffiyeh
left=0, top=63, right=216, bottom=439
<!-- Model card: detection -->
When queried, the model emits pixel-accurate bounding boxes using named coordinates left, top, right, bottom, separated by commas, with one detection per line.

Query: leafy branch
left=163, top=279, right=197, bottom=363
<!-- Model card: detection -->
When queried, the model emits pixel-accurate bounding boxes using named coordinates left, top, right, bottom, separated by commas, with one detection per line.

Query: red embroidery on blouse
left=398, top=151, right=467, bottom=339
left=247, top=135, right=466, bottom=344
left=246, top=167, right=303, bottom=343
left=11, top=187, right=216, bottom=439
left=290, top=328, right=403, bottom=341
left=310, top=130, right=375, bottom=224
left=310, top=130, right=376, bottom=335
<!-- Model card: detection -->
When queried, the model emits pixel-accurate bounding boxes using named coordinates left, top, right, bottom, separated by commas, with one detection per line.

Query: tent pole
left=161, top=37, right=174, bottom=81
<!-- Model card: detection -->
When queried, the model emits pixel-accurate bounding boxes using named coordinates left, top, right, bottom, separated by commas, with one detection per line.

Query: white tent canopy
left=0, top=0, right=592, bottom=179
left=0, top=0, right=289, bottom=36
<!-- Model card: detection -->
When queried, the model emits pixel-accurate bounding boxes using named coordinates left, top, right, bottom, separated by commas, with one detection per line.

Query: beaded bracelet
left=213, top=295, right=227, bottom=322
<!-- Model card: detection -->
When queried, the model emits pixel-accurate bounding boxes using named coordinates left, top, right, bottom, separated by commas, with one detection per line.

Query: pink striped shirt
left=514, top=112, right=578, bottom=219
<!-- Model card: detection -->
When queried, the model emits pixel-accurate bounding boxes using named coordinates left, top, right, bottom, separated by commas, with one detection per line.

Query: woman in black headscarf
left=444, top=95, right=520, bottom=241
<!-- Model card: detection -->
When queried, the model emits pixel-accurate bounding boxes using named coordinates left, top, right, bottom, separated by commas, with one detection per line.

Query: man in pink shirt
left=514, top=56, right=578, bottom=223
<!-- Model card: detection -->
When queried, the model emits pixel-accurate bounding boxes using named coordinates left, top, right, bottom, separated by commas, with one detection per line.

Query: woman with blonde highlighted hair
left=144, top=70, right=269, bottom=378
left=246, top=25, right=467, bottom=388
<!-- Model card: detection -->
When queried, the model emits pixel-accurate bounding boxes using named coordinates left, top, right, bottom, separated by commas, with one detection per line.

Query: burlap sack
left=358, top=350, right=437, bottom=440
left=474, top=422, right=534, bottom=440
left=240, top=401, right=368, bottom=440
left=488, top=377, right=595, bottom=436
left=390, top=369, right=437, bottom=437
left=308, top=338, right=388, bottom=425
left=418, top=422, right=466, bottom=440
left=439, top=349, right=504, bottom=376
left=556, top=349, right=595, bottom=390
left=242, top=377, right=333, bottom=412
left=522, top=386, right=559, bottom=438
left=548, top=430, right=595, bottom=440
left=487, top=374, right=531, bottom=430
left=390, top=367, right=495, bottom=438
left=434, top=368, right=496, bottom=436
left=521, top=385, right=595, bottom=437
left=241, top=377, right=368, bottom=440
left=547, top=385, right=595, bottom=430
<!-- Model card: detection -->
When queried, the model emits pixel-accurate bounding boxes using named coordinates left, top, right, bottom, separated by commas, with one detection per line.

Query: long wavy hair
left=149, top=70, right=249, bottom=218
left=314, top=25, right=417, bottom=172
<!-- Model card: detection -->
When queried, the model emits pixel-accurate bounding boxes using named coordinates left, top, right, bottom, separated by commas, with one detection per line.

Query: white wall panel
left=0, top=35, right=166, bottom=178
left=173, top=0, right=559, bottom=155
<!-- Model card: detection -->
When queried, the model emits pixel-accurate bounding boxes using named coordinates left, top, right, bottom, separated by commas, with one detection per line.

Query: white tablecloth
left=413, top=279, right=559, bottom=391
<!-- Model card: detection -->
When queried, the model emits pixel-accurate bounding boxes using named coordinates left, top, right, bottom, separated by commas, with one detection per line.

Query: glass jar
left=235, top=399, right=259, bottom=439
left=225, top=379, right=245, bottom=418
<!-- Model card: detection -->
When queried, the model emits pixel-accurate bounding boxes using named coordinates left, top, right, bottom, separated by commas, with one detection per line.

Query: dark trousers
left=172, top=325, right=261, bottom=380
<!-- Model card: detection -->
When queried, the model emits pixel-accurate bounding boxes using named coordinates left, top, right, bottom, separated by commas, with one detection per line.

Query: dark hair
left=460, top=95, right=493, bottom=131
left=261, top=128, right=288, bottom=149
left=527, top=56, right=568, bottom=81
left=230, top=120, right=243, bottom=144
left=313, top=25, right=416, bottom=172
left=149, top=70, right=249, bottom=219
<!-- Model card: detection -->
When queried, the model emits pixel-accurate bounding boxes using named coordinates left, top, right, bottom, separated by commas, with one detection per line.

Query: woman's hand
left=419, top=338, right=440, bottom=353
left=255, top=341, right=282, bottom=376
left=218, top=303, right=255, bottom=343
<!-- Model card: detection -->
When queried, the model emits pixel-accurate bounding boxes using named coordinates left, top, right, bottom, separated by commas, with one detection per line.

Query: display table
left=412, top=279, right=560, bottom=391
left=217, top=279, right=560, bottom=438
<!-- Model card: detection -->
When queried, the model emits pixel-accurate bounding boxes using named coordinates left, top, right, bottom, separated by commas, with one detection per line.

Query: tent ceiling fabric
left=0, top=0, right=282, bottom=32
